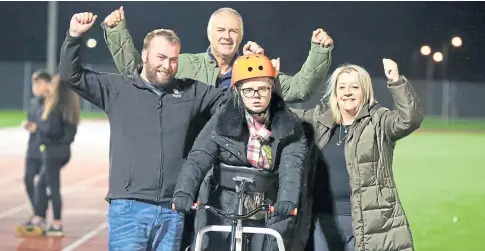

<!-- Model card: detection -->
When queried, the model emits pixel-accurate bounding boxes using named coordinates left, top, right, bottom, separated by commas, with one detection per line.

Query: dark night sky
left=1, top=1, right=485, bottom=82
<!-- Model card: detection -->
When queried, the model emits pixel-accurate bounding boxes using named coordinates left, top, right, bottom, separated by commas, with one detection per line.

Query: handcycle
left=174, top=174, right=297, bottom=251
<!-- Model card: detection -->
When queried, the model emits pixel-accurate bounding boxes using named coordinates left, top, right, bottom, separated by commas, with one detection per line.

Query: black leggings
left=312, top=213, right=355, bottom=251
left=24, top=157, right=42, bottom=213
left=34, top=151, right=70, bottom=220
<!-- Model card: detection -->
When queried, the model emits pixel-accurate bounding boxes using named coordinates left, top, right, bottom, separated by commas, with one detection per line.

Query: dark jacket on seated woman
left=173, top=91, right=308, bottom=251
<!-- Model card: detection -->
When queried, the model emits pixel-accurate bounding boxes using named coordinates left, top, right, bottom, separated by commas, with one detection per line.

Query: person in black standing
left=17, top=70, right=51, bottom=231
left=57, top=12, right=227, bottom=251
left=17, top=75, right=81, bottom=237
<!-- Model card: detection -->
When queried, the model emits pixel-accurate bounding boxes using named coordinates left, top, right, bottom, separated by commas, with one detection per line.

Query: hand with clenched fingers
left=103, top=6, right=125, bottom=28
left=311, top=28, right=333, bottom=47
left=382, top=58, right=400, bottom=82
left=69, top=12, right=98, bottom=37
left=243, top=41, right=265, bottom=55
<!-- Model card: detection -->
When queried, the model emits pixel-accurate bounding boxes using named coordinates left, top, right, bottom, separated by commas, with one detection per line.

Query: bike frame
left=192, top=176, right=286, bottom=251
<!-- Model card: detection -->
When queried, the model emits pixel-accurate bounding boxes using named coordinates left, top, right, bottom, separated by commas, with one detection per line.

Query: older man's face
left=208, top=12, right=242, bottom=59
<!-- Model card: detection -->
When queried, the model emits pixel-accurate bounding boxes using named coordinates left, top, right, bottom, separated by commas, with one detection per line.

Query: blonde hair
left=207, top=7, right=244, bottom=40
left=42, top=75, right=81, bottom=125
left=322, top=64, right=376, bottom=124
left=143, top=28, right=181, bottom=49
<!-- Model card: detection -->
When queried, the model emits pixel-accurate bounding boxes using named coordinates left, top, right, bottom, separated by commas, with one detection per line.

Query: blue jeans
left=108, top=199, right=185, bottom=251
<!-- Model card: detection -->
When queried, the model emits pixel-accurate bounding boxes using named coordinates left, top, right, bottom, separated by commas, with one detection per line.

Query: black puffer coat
left=174, top=92, right=308, bottom=250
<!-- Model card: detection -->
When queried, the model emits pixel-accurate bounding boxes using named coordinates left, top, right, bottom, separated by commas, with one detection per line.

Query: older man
left=102, top=6, right=334, bottom=102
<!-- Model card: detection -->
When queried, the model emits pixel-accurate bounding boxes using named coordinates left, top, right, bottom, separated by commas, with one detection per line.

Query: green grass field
left=1, top=110, right=484, bottom=250
left=420, top=116, right=485, bottom=131
left=394, top=132, right=485, bottom=251
left=1, top=110, right=485, bottom=131
left=0, top=110, right=107, bottom=128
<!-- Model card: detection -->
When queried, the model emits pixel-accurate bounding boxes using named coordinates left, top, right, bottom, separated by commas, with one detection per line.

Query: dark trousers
left=24, top=157, right=42, bottom=213
left=306, top=213, right=355, bottom=251
left=181, top=213, right=195, bottom=251
left=34, top=149, right=70, bottom=220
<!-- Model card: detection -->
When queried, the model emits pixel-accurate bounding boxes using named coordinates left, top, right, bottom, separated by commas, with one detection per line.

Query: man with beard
left=59, top=12, right=227, bottom=251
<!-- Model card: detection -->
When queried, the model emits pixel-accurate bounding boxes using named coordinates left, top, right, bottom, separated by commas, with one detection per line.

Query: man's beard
left=145, top=60, right=174, bottom=87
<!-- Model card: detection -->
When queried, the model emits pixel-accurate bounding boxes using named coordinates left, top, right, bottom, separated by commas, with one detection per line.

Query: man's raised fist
left=69, top=12, right=97, bottom=37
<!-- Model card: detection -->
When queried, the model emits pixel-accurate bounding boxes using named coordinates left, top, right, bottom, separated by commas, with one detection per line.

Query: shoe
left=45, top=225, right=63, bottom=237
left=15, top=218, right=45, bottom=237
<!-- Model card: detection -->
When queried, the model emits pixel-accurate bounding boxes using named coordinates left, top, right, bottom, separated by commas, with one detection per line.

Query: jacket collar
left=215, top=92, right=301, bottom=140
left=206, top=46, right=240, bottom=67
left=131, top=70, right=182, bottom=94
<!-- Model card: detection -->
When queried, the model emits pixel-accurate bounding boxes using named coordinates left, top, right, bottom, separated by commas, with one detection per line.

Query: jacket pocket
left=380, top=165, right=397, bottom=205
left=126, top=154, right=159, bottom=193
left=376, top=181, right=397, bottom=219
left=376, top=163, right=397, bottom=218
left=124, top=156, right=135, bottom=191
left=378, top=182, right=397, bottom=205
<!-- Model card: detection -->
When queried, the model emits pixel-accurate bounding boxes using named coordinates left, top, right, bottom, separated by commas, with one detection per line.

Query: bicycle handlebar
left=172, top=202, right=297, bottom=220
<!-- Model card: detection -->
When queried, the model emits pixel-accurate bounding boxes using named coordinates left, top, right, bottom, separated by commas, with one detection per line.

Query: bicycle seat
left=214, top=163, right=279, bottom=193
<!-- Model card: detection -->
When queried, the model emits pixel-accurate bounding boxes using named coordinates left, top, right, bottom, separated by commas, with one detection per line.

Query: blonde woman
left=293, top=59, right=423, bottom=251
left=16, top=75, right=80, bottom=237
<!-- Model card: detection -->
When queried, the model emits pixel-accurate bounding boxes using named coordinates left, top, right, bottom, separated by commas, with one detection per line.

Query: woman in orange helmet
left=172, top=54, right=308, bottom=250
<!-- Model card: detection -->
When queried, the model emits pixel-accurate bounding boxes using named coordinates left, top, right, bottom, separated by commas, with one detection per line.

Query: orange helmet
left=231, top=54, right=276, bottom=86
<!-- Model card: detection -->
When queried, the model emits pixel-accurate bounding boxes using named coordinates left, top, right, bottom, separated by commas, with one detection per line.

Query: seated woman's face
left=239, top=77, right=273, bottom=113
left=336, top=72, right=363, bottom=115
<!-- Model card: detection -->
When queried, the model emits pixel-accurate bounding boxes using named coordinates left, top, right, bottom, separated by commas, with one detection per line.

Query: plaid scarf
left=245, top=111, right=273, bottom=170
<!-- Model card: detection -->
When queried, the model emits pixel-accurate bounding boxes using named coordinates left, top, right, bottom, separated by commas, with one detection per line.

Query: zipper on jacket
left=348, top=122, right=366, bottom=249
left=157, top=98, right=162, bottom=109
left=157, top=96, right=164, bottom=202
left=270, top=139, right=280, bottom=171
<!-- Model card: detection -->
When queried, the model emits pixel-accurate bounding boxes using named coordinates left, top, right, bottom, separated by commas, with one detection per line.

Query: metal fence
left=1, top=61, right=484, bottom=119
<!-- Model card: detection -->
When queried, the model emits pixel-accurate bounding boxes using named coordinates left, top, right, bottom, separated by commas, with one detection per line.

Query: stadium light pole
left=442, top=36, right=462, bottom=80
left=420, top=45, right=435, bottom=80
left=440, top=36, right=463, bottom=124
left=420, top=45, right=435, bottom=116
left=46, top=1, right=58, bottom=75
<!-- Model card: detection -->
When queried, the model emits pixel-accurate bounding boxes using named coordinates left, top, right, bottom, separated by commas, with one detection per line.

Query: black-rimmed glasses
left=240, top=87, right=271, bottom=98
